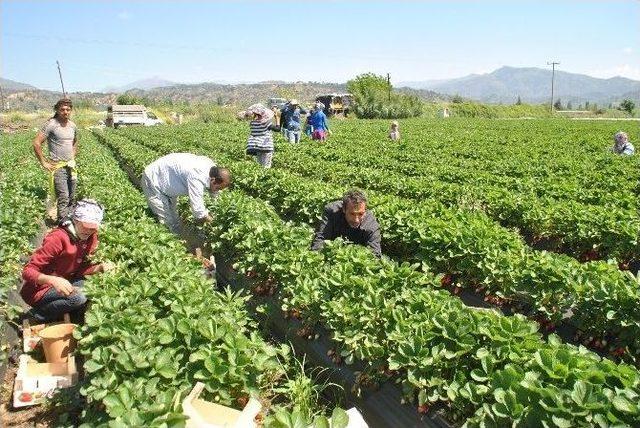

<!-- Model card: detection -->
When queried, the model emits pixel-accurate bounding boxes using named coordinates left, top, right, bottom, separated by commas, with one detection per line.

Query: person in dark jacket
left=311, top=189, right=382, bottom=258
left=280, top=99, right=308, bottom=144
left=21, top=199, right=114, bottom=322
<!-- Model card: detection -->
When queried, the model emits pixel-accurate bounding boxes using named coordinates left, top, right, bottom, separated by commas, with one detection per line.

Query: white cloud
left=588, top=64, right=640, bottom=80
left=117, top=11, right=132, bottom=21
left=622, top=47, right=633, bottom=54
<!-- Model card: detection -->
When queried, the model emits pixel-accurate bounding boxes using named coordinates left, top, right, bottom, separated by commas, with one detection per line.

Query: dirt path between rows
left=0, top=222, right=82, bottom=427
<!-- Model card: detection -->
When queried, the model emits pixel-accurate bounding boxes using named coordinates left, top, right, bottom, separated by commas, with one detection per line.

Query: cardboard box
left=13, top=354, right=78, bottom=408
left=182, top=382, right=262, bottom=428
left=22, top=313, right=70, bottom=353
left=344, top=408, right=369, bottom=428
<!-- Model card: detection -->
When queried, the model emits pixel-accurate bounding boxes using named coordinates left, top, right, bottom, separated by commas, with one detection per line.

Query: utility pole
left=56, top=60, right=67, bottom=98
left=387, top=73, right=391, bottom=101
left=547, top=61, right=560, bottom=114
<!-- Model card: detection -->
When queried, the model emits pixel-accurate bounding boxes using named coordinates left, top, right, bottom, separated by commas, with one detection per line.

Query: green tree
left=515, top=95, right=522, bottom=105
left=619, top=99, right=635, bottom=115
left=116, top=93, right=144, bottom=105
left=346, top=73, right=422, bottom=119
left=553, top=99, right=562, bottom=110
left=451, top=94, right=464, bottom=104
left=346, top=73, right=391, bottom=97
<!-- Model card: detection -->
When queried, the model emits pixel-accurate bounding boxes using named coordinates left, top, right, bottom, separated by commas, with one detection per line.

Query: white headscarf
left=73, top=199, right=104, bottom=227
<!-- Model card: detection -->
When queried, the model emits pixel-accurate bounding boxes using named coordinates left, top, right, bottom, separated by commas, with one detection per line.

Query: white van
left=106, top=105, right=163, bottom=128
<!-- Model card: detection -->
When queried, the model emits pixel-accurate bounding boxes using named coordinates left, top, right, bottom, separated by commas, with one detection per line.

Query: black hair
left=52, top=98, right=73, bottom=119
left=210, top=166, right=231, bottom=184
left=342, top=189, right=367, bottom=208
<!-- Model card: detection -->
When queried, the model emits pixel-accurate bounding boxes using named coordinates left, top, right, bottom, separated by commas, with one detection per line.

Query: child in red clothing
left=21, top=199, right=114, bottom=322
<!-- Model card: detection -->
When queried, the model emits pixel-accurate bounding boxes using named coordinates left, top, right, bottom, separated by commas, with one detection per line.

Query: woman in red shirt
left=21, top=199, right=113, bottom=322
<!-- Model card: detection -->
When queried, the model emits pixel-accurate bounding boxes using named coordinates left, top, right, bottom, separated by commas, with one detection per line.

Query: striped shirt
left=247, top=120, right=275, bottom=152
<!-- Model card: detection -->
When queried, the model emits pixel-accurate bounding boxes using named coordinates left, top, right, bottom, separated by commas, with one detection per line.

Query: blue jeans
left=30, top=280, right=87, bottom=323
left=285, top=129, right=301, bottom=144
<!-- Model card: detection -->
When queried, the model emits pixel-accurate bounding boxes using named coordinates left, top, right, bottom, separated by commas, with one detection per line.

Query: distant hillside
left=401, top=66, right=640, bottom=105
left=132, top=81, right=445, bottom=106
left=101, top=77, right=178, bottom=93
left=2, top=79, right=444, bottom=111
left=126, top=81, right=349, bottom=106
left=4, top=88, right=117, bottom=111
left=1, top=77, right=38, bottom=92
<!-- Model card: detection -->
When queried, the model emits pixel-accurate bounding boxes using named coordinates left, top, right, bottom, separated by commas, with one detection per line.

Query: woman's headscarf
left=246, top=103, right=274, bottom=124
left=73, top=199, right=104, bottom=228
left=614, top=131, right=629, bottom=146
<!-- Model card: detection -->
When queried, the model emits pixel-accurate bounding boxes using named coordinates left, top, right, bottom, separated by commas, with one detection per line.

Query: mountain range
left=2, top=66, right=638, bottom=111
left=399, top=66, right=640, bottom=105
left=1, top=77, right=37, bottom=92
left=101, top=77, right=177, bottom=93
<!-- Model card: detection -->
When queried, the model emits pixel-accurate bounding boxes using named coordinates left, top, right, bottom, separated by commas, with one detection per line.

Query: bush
left=347, top=73, right=423, bottom=119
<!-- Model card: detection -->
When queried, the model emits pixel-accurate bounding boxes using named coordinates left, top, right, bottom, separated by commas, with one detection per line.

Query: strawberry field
left=2, top=117, right=640, bottom=427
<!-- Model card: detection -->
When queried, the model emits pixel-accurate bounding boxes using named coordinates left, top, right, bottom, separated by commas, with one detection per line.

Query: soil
left=0, top=362, right=62, bottom=427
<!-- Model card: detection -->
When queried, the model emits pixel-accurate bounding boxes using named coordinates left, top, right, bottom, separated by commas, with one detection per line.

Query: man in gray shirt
left=32, top=99, right=78, bottom=221
left=311, top=189, right=382, bottom=258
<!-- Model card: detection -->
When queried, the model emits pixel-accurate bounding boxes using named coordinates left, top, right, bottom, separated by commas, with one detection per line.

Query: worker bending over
left=311, top=189, right=382, bottom=258
left=142, top=153, right=231, bottom=234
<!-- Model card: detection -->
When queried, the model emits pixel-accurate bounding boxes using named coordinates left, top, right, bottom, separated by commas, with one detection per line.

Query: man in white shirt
left=141, top=153, right=231, bottom=233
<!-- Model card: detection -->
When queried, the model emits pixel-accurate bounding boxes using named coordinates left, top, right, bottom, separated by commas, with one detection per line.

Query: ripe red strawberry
left=417, top=404, right=429, bottom=414
left=441, top=274, right=453, bottom=287
left=236, top=395, right=248, bottom=408
left=19, top=392, right=33, bottom=402
left=611, top=347, right=626, bottom=356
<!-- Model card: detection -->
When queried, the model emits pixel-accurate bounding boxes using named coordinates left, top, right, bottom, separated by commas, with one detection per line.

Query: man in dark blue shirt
left=280, top=99, right=307, bottom=144
left=311, top=189, right=382, bottom=258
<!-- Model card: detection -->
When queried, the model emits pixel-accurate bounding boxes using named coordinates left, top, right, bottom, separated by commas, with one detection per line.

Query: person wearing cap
left=141, top=153, right=231, bottom=233
left=21, top=199, right=113, bottom=322
left=311, top=189, right=382, bottom=258
left=280, top=99, right=308, bottom=144
left=304, top=105, right=315, bottom=137
left=32, top=98, right=78, bottom=221
left=612, top=131, right=635, bottom=155
left=241, top=104, right=280, bottom=168
left=309, top=102, right=331, bottom=142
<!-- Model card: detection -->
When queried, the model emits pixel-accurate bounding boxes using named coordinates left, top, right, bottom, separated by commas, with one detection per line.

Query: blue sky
left=2, top=1, right=639, bottom=92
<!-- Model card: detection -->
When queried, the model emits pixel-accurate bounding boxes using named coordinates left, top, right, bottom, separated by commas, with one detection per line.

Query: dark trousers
left=31, top=280, right=86, bottom=323
left=54, top=167, right=77, bottom=220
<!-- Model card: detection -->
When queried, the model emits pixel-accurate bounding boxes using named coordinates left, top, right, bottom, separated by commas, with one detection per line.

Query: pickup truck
left=105, top=105, right=163, bottom=128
